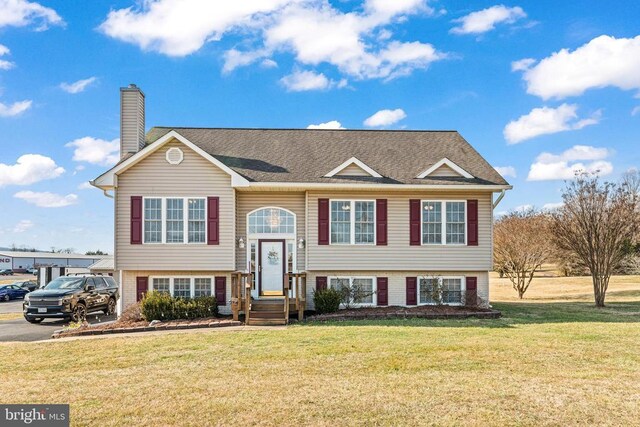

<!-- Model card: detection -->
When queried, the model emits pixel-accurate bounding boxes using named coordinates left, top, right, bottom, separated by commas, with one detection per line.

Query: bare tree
left=494, top=209, right=553, bottom=298
left=552, top=173, right=639, bottom=307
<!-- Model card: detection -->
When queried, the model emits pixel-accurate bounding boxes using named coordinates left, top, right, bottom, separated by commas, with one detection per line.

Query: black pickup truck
left=23, top=275, right=118, bottom=323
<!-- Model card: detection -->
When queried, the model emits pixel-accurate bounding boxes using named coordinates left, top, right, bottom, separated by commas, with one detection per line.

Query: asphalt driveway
left=0, top=299, right=115, bottom=342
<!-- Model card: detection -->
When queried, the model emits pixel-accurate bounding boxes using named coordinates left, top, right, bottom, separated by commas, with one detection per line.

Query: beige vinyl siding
left=335, top=163, right=373, bottom=176
left=120, top=270, right=232, bottom=314
left=308, top=191, right=493, bottom=271
left=305, top=271, right=489, bottom=309
left=115, top=140, right=235, bottom=271
left=427, top=164, right=461, bottom=177
left=235, top=192, right=306, bottom=271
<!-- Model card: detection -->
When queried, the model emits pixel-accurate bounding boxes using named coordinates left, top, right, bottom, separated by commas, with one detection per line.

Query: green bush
left=313, top=288, right=342, bottom=314
left=141, top=291, right=218, bottom=321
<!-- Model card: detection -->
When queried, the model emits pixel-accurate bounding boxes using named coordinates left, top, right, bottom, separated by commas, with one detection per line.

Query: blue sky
left=0, top=0, right=639, bottom=253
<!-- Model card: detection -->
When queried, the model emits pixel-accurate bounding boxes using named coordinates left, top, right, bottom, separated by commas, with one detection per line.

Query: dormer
left=416, top=158, right=473, bottom=179
left=324, top=157, right=382, bottom=178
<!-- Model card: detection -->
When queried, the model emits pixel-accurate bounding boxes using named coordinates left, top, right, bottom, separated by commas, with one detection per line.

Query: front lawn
left=0, top=275, right=638, bottom=426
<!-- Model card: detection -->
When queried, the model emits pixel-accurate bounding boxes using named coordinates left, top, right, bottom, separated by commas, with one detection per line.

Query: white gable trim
left=324, top=157, right=382, bottom=178
left=416, top=158, right=473, bottom=179
left=92, top=130, right=250, bottom=189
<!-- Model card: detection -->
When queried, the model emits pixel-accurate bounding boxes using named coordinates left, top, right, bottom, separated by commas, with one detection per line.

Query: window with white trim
left=150, top=277, right=215, bottom=299
left=329, top=277, right=376, bottom=305
left=194, top=278, right=212, bottom=297
left=421, top=201, right=466, bottom=245
left=330, top=200, right=375, bottom=245
left=419, top=276, right=464, bottom=305
left=143, top=197, right=207, bottom=244
left=188, top=199, right=206, bottom=243
left=166, top=198, right=184, bottom=243
left=248, top=208, right=294, bottom=234
left=144, top=198, right=162, bottom=243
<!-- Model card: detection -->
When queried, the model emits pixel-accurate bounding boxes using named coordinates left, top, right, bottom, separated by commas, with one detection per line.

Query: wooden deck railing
left=285, top=272, right=307, bottom=321
left=231, top=271, right=254, bottom=322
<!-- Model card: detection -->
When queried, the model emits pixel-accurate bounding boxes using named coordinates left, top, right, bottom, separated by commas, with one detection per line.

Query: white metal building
left=0, top=251, right=106, bottom=273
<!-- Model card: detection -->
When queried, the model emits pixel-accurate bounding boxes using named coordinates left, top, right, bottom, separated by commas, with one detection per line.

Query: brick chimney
left=120, top=84, right=145, bottom=158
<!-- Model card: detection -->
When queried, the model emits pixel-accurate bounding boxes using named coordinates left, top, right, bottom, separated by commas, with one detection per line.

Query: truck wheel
left=71, top=302, right=87, bottom=322
left=104, top=298, right=116, bottom=315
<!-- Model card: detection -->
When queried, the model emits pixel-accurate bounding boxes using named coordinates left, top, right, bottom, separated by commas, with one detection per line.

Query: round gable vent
left=166, top=147, right=184, bottom=165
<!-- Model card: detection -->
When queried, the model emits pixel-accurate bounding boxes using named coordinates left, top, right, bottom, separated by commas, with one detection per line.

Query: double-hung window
left=330, top=200, right=375, bottom=245
left=421, top=200, right=466, bottom=245
left=144, top=198, right=163, bottom=243
left=329, top=277, right=376, bottom=305
left=143, top=197, right=207, bottom=244
left=419, top=276, right=464, bottom=305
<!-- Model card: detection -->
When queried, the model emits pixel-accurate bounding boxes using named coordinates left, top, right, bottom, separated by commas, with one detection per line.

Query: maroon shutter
left=377, top=277, right=388, bottom=306
left=316, top=276, right=327, bottom=291
left=318, top=199, right=329, bottom=245
left=376, top=199, right=387, bottom=246
left=467, top=199, right=478, bottom=246
left=131, top=196, right=142, bottom=245
left=207, top=197, right=219, bottom=245
left=406, top=277, right=417, bottom=305
left=409, top=199, right=421, bottom=246
left=465, top=276, right=478, bottom=306
left=136, top=276, right=148, bottom=302
left=214, top=276, right=226, bottom=306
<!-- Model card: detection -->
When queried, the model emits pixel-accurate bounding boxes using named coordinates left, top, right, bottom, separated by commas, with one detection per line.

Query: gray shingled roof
left=146, top=127, right=509, bottom=186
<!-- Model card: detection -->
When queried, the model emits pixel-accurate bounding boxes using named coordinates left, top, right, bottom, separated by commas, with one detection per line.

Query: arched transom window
left=248, top=208, right=295, bottom=234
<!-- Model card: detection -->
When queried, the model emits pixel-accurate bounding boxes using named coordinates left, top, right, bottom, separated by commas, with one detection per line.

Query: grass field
left=0, top=274, right=639, bottom=426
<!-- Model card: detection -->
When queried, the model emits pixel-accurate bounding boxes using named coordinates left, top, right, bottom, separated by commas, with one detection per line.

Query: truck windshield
left=45, top=277, right=84, bottom=290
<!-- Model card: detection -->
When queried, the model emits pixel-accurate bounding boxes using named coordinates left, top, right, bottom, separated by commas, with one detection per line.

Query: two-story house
left=92, top=85, right=511, bottom=323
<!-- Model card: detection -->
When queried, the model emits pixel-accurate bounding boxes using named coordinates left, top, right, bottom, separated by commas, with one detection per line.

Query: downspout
left=102, top=189, right=114, bottom=199
left=492, top=190, right=505, bottom=209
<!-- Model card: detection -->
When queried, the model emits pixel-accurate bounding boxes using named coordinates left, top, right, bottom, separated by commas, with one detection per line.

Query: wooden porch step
left=247, top=317, right=287, bottom=326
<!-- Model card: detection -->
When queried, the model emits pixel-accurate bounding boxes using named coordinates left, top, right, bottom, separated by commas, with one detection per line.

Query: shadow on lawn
left=302, top=301, right=640, bottom=328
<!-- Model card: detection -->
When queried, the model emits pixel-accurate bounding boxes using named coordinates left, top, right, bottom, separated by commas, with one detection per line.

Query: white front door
left=259, top=240, right=285, bottom=296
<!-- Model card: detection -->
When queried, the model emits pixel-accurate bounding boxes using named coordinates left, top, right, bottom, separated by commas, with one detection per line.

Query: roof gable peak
left=416, top=158, right=473, bottom=179
left=324, top=157, right=382, bottom=178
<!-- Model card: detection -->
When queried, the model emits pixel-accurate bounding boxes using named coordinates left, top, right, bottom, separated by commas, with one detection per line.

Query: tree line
left=494, top=170, right=640, bottom=307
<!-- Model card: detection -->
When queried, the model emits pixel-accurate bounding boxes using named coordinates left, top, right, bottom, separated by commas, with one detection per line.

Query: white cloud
left=527, top=145, right=613, bottom=181
left=504, top=103, right=600, bottom=144
left=0, top=154, right=64, bottom=187
left=13, top=219, right=34, bottom=233
left=517, top=35, right=640, bottom=100
left=60, top=77, right=97, bottom=94
left=0, top=0, right=64, bottom=30
left=0, top=44, right=14, bottom=70
left=77, top=182, right=93, bottom=190
left=364, top=108, right=406, bottom=127
left=280, top=70, right=346, bottom=92
left=511, top=57, right=534, bottom=72
left=14, top=191, right=78, bottom=208
left=306, top=120, right=345, bottom=129
left=261, top=58, right=278, bottom=68
left=65, top=136, right=120, bottom=166
left=542, top=202, right=563, bottom=211
left=0, top=100, right=31, bottom=117
left=513, top=204, right=533, bottom=212
left=100, top=0, right=445, bottom=83
left=450, top=5, right=526, bottom=35
left=494, top=166, right=516, bottom=178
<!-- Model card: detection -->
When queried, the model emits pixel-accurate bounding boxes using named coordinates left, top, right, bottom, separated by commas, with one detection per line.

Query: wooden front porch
left=231, top=271, right=307, bottom=326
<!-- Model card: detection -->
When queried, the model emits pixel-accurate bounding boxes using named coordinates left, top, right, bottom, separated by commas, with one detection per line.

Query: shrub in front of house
left=141, top=291, right=218, bottom=321
left=313, top=288, right=342, bottom=314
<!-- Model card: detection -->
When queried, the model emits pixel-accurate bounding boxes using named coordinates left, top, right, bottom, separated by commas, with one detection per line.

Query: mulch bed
left=52, top=317, right=241, bottom=339
left=306, top=305, right=501, bottom=322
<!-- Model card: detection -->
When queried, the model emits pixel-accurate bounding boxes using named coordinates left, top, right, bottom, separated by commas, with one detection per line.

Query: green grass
left=0, top=275, right=639, bottom=426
